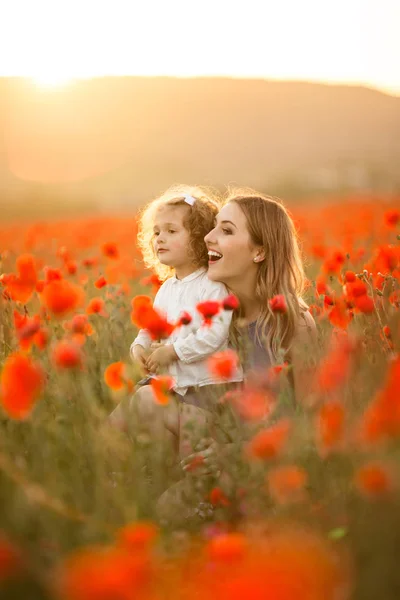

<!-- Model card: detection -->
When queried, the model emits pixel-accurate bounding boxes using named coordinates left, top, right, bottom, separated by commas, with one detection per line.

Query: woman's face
left=204, top=202, right=263, bottom=286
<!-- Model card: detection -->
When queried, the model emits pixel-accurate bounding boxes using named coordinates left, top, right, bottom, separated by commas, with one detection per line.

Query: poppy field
left=0, top=195, right=399, bottom=600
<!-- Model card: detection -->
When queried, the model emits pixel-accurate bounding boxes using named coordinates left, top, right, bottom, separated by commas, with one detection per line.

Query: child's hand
left=131, top=345, right=149, bottom=372
left=146, top=345, right=178, bottom=373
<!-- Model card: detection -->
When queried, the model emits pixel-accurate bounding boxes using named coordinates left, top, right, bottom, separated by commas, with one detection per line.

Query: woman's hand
left=180, top=438, right=221, bottom=478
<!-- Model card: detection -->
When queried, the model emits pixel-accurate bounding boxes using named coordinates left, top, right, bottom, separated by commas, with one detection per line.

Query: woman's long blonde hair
left=137, top=184, right=220, bottom=281
left=227, top=188, right=307, bottom=361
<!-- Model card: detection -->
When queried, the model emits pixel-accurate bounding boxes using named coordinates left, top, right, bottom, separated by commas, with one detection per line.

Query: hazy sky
left=1, top=0, right=399, bottom=94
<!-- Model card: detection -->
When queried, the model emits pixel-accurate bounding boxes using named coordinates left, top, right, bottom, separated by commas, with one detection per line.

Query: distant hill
left=0, top=77, right=399, bottom=213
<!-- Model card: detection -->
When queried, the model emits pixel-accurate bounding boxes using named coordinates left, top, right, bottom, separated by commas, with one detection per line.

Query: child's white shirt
left=131, top=267, right=243, bottom=395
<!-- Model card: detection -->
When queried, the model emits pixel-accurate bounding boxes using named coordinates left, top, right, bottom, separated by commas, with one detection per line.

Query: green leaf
left=328, top=527, right=348, bottom=540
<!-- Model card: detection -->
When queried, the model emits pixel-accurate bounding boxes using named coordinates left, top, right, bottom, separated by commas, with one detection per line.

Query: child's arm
left=172, top=283, right=232, bottom=364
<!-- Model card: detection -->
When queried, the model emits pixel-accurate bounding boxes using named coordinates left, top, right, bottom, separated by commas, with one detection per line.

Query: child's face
left=153, top=205, right=193, bottom=275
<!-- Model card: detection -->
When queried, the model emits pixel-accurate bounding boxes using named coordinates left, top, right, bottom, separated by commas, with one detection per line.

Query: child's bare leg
left=109, top=386, right=181, bottom=489
left=156, top=403, right=218, bottom=525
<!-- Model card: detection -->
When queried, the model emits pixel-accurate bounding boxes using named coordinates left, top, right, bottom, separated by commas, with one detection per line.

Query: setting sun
left=31, top=73, right=75, bottom=89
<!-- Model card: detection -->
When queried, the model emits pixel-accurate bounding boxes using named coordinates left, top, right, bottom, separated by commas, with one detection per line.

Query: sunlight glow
left=31, top=73, right=75, bottom=89
left=1, top=0, right=399, bottom=95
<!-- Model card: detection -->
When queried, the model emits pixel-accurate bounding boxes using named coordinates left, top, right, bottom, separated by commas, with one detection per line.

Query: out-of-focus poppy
left=207, top=349, right=239, bottom=380
left=246, top=419, right=292, bottom=460
left=269, top=294, right=287, bottom=313
left=0, top=353, right=45, bottom=419
left=52, top=341, right=84, bottom=369
left=196, top=300, right=221, bottom=325
left=267, top=465, right=308, bottom=504
left=150, top=376, right=175, bottom=405
left=104, top=362, right=126, bottom=391
left=41, top=280, right=85, bottom=318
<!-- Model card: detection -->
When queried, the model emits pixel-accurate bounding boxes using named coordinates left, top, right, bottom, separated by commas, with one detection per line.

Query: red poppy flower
left=104, top=362, right=126, bottom=390
left=207, top=349, right=239, bottom=380
left=176, top=311, right=192, bottom=327
left=344, top=271, right=356, bottom=282
left=316, top=400, right=345, bottom=456
left=5, top=254, right=37, bottom=304
left=41, top=280, right=85, bottom=318
left=207, top=533, right=247, bottom=562
left=322, top=250, right=346, bottom=275
left=131, top=296, right=174, bottom=340
left=94, top=276, right=107, bottom=289
left=222, top=294, right=240, bottom=311
left=44, top=267, right=63, bottom=282
left=65, top=261, right=78, bottom=275
left=354, top=294, right=374, bottom=314
left=227, top=387, right=275, bottom=421
left=196, top=300, right=221, bottom=325
left=150, top=376, right=175, bottom=404
left=247, top=418, right=292, bottom=460
left=328, top=299, right=352, bottom=330
left=82, top=257, right=98, bottom=269
left=314, top=336, right=356, bottom=394
left=0, top=534, right=23, bottom=582
left=384, top=209, right=400, bottom=228
left=117, top=521, right=158, bottom=551
left=140, top=273, right=162, bottom=293
left=0, top=353, right=45, bottom=419
left=101, top=242, right=119, bottom=259
left=60, top=547, right=151, bottom=600
left=354, top=462, right=395, bottom=499
left=267, top=465, right=308, bottom=504
left=359, top=355, right=400, bottom=444
left=86, top=297, right=108, bottom=317
left=269, top=294, right=287, bottom=313
left=68, top=314, right=90, bottom=335
left=52, top=341, right=83, bottom=369
left=209, top=486, right=230, bottom=507
left=315, top=276, right=329, bottom=296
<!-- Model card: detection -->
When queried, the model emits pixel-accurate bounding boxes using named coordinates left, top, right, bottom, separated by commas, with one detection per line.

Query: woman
left=204, top=188, right=316, bottom=377
left=156, top=189, right=317, bottom=522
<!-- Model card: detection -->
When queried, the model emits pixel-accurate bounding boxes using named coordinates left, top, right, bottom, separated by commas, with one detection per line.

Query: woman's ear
left=253, top=248, right=266, bottom=263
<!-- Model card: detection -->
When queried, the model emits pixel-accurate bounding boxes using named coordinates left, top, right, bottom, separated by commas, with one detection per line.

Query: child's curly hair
left=137, top=185, right=220, bottom=281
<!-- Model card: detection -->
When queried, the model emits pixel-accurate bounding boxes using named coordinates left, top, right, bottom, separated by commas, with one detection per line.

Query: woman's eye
left=222, top=228, right=232, bottom=235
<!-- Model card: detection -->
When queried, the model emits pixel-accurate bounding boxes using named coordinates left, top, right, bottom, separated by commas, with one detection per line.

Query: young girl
left=110, top=185, right=243, bottom=462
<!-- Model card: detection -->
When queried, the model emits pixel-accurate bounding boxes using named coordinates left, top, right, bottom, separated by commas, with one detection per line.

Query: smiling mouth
left=208, top=250, right=223, bottom=264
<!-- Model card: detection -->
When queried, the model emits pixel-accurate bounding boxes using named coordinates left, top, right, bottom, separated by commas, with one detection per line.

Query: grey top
left=247, top=321, right=272, bottom=371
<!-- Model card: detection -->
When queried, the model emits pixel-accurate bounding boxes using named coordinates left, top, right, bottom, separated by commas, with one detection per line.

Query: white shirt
left=131, top=268, right=243, bottom=394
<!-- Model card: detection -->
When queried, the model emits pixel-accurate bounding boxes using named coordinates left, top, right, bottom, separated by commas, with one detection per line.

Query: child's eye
left=153, top=231, right=160, bottom=236
left=168, top=229, right=176, bottom=234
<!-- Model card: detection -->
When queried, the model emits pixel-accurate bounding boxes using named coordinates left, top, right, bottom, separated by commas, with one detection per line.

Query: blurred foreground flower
left=207, top=349, right=239, bottom=380
left=150, top=376, right=175, bottom=405
left=0, top=353, right=45, bottom=419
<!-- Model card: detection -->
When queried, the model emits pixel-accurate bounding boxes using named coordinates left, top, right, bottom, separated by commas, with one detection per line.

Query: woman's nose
left=204, top=228, right=215, bottom=244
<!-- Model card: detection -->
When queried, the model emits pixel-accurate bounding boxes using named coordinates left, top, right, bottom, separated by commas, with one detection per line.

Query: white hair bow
left=183, top=194, right=196, bottom=206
